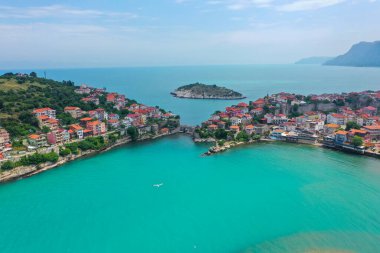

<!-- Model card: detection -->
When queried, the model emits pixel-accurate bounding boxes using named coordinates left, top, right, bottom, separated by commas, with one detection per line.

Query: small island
left=171, top=83, right=245, bottom=100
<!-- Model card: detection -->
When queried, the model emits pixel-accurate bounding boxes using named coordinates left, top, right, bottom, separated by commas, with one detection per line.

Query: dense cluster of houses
left=199, top=90, right=380, bottom=153
left=0, top=84, right=178, bottom=162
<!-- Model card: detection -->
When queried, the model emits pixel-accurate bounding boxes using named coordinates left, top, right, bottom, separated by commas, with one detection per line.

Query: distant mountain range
left=324, top=41, right=380, bottom=67
left=296, top=41, right=380, bottom=67
left=295, top=57, right=333, bottom=65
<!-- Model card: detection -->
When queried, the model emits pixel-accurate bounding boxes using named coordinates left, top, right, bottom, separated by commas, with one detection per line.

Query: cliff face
left=324, top=41, right=380, bottom=67
left=171, top=83, right=245, bottom=100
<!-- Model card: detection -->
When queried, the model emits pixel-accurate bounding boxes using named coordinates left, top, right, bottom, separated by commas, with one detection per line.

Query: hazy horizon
left=1, top=0, right=379, bottom=69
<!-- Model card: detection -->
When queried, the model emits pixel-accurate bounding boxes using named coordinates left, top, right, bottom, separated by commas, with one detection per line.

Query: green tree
left=18, top=111, right=39, bottom=127
left=218, top=140, right=225, bottom=146
left=1, top=161, right=15, bottom=171
left=65, top=143, right=79, bottom=155
left=252, top=134, right=261, bottom=141
left=127, top=126, right=139, bottom=141
left=78, top=140, right=94, bottom=151
left=29, top=72, right=37, bottom=78
left=236, top=131, right=250, bottom=142
left=57, top=113, right=76, bottom=126
left=352, top=136, right=363, bottom=147
left=59, top=148, right=71, bottom=157
left=214, top=129, right=227, bottom=139
left=108, top=134, right=118, bottom=144
left=42, top=126, right=51, bottom=133
left=45, top=152, right=59, bottom=163
left=345, top=121, right=361, bottom=131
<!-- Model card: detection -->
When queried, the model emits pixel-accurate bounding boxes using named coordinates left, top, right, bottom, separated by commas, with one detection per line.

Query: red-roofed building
left=80, top=117, right=93, bottom=126
left=107, top=119, right=120, bottom=128
left=250, top=107, right=263, bottom=115
left=237, top=102, right=248, bottom=108
left=89, top=108, right=107, bottom=121
left=251, top=98, right=265, bottom=108
left=207, top=124, right=218, bottom=131
left=327, top=113, right=347, bottom=125
left=335, top=130, right=348, bottom=144
left=348, top=129, right=370, bottom=142
left=64, top=106, right=82, bottom=119
left=106, top=93, right=117, bottom=103
left=69, top=124, right=84, bottom=139
left=81, top=97, right=99, bottom=105
left=33, top=107, right=56, bottom=119
left=244, top=124, right=254, bottom=134
left=86, top=121, right=106, bottom=136
left=28, top=134, right=47, bottom=147
left=363, top=125, right=380, bottom=141
left=363, top=106, right=377, bottom=116
left=230, top=125, right=240, bottom=132
left=47, top=129, right=69, bottom=145
left=160, top=128, right=169, bottom=135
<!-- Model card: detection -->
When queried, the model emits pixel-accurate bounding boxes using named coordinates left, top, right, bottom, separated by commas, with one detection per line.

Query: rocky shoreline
left=200, top=137, right=380, bottom=159
left=0, top=132, right=177, bottom=184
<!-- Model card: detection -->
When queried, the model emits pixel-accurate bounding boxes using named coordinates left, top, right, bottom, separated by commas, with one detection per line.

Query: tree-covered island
left=171, top=82, right=245, bottom=100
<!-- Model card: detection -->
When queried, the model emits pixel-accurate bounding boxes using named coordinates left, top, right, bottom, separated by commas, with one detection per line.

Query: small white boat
left=153, top=183, right=163, bottom=188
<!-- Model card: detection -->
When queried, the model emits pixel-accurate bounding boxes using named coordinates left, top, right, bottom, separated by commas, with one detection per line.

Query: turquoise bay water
left=1, top=65, right=380, bottom=252
left=0, top=136, right=380, bottom=253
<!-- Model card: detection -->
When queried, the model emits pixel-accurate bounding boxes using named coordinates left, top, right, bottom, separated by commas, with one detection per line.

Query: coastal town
left=1, top=72, right=380, bottom=182
left=0, top=73, right=180, bottom=181
left=195, top=90, right=380, bottom=156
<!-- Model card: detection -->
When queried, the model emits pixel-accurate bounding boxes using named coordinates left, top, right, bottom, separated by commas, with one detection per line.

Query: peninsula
left=171, top=82, right=245, bottom=100
left=0, top=72, right=180, bottom=182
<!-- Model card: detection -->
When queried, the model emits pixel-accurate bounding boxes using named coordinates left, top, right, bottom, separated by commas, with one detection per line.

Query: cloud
left=201, top=0, right=273, bottom=10
left=0, top=5, right=137, bottom=20
left=226, top=0, right=273, bottom=10
left=277, top=0, right=347, bottom=11
left=198, top=0, right=350, bottom=12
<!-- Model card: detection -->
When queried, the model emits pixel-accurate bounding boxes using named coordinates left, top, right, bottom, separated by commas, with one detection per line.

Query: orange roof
left=237, top=102, right=248, bottom=107
left=230, top=126, right=239, bottom=129
left=350, top=129, right=367, bottom=134
left=28, top=134, right=41, bottom=139
left=70, top=124, right=83, bottom=130
left=363, top=125, right=380, bottom=130
left=46, top=118, right=59, bottom=124
left=80, top=117, right=93, bottom=121
left=87, top=120, right=101, bottom=126
left=245, top=125, right=254, bottom=129
left=325, top=123, right=340, bottom=128
left=33, top=107, right=53, bottom=113
left=64, top=106, right=80, bottom=111
left=83, top=129, right=92, bottom=133
left=335, top=130, right=348, bottom=135
left=38, top=115, right=49, bottom=120
left=108, top=119, right=119, bottom=123
left=331, top=113, right=346, bottom=118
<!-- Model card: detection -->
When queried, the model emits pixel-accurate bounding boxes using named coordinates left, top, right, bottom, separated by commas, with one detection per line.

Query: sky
left=0, top=0, right=379, bottom=69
